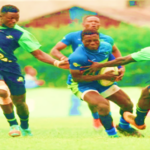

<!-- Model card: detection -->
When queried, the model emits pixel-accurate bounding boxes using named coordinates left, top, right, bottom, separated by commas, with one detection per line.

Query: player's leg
left=67, top=82, right=102, bottom=129
left=123, top=86, right=150, bottom=129
left=82, top=90, right=118, bottom=137
left=0, top=80, right=20, bottom=137
left=105, top=85, right=142, bottom=136
left=87, top=104, right=102, bottom=129
left=5, top=72, right=32, bottom=136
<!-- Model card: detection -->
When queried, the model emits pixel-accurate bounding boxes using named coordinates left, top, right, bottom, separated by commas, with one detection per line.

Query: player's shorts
left=0, top=71, right=26, bottom=95
left=67, top=81, right=120, bottom=100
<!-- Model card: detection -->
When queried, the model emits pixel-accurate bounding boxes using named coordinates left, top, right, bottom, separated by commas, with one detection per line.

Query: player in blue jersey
left=0, top=5, right=68, bottom=137
left=68, top=29, right=142, bottom=137
left=84, top=46, right=150, bottom=130
left=50, top=15, right=125, bottom=130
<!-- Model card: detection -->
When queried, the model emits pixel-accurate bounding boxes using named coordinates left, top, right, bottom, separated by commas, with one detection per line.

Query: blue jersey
left=61, top=31, right=114, bottom=52
left=68, top=42, right=114, bottom=87
left=0, top=24, right=41, bottom=75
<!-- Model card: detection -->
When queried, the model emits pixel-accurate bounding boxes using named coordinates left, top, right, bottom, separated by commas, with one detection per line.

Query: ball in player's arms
left=99, top=67, right=119, bottom=86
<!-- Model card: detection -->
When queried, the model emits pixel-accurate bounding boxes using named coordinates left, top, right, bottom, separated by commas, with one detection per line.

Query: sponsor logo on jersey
left=17, top=77, right=24, bottom=82
left=6, top=35, right=13, bottom=39
left=73, top=62, right=81, bottom=67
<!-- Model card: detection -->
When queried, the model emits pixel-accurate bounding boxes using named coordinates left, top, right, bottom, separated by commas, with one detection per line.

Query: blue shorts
left=67, top=81, right=120, bottom=100
left=0, top=71, right=26, bottom=95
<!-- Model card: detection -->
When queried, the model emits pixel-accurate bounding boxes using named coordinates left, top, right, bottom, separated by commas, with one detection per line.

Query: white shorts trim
left=81, top=90, right=99, bottom=100
left=100, top=85, right=120, bottom=98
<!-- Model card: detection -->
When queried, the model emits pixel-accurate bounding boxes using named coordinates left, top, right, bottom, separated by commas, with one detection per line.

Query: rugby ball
left=99, top=67, right=119, bottom=86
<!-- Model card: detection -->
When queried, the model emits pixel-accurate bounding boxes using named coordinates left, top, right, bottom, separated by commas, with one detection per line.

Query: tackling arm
left=50, top=42, right=68, bottom=60
left=98, top=55, right=136, bottom=68
left=70, top=69, right=118, bottom=82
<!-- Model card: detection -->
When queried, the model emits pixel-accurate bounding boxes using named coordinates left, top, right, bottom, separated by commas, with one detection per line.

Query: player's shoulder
left=14, top=24, right=27, bottom=33
left=69, top=46, right=85, bottom=59
left=99, top=41, right=112, bottom=52
left=65, top=30, right=82, bottom=37
left=99, top=33, right=114, bottom=45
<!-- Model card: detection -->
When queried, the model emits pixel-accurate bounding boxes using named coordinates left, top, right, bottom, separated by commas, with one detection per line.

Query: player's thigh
left=3, top=72, right=26, bottom=96
left=107, top=89, right=133, bottom=109
left=83, top=90, right=109, bottom=106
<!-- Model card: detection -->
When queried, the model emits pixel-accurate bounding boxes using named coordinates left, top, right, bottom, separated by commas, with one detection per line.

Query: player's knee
left=12, top=94, right=25, bottom=106
left=0, top=89, right=9, bottom=98
left=97, top=103, right=109, bottom=115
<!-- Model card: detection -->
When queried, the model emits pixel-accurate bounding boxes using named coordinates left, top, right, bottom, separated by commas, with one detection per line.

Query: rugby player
left=50, top=15, right=125, bottom=130
left=68, top=29, right=142, bottom=137
left=84, top=46, right=150, bottom=130
left=0, top=4, right=68, bottom=137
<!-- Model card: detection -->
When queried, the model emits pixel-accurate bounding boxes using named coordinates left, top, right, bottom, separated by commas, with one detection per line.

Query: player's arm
left=70, top=69, right=118, bottom=82
left=69, top=54, right=118, bottom=82
left=50, top=33, right=73, bottom=60
left=31, top=49, right=69, bottom=69
left=92, top=55, right=135, bottom=69
left=50, top=42, right=68, bottom=60
left=18, top=31, right=69, bottom=69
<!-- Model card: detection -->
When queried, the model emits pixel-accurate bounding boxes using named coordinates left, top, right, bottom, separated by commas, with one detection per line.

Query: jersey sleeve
left=61, top=33, right=73, bottom=46
left=18, top=31, right=41, bottom=52
left=131, top=47, right=150, bottom=62
left=68, top=53, right=87, bottom=71
left=100, top=33, right=114, bottom=46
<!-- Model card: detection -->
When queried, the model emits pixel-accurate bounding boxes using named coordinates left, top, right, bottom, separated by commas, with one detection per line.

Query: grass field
left=0, top=87, right=150, bottom=150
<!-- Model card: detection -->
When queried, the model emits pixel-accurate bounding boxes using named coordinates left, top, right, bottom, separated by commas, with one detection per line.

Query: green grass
left=0, top=87, right=150, bottom=150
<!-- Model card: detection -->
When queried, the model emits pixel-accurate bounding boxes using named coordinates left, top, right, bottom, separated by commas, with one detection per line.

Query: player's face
left=83, top=16, right=100, bottom=31
left=1, top=12, right=19, bottom=28
left=82, top=34, right=100, bottom=50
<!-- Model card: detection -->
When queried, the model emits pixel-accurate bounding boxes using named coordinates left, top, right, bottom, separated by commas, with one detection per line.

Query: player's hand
left=60, top=56, right=68, bottom=61
left=117, top=67, right=125, bottom=81
left=54, top=60, right=70, bottom=69
left=103, top=72, right=119, bottom=82
left=80, top=60, right=102, bottom=75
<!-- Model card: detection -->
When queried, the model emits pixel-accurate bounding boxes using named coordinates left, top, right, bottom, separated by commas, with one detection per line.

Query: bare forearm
left=50, top=47, right=65, bottom=60
left=99, top=56, right=134, bottom=68
left=31, top=50, right=56, bottom=65
left=73, top=74, right=106, bottom=82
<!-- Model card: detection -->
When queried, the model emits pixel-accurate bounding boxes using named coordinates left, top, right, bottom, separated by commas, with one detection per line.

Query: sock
left=18, top=114, right=29, bottom=129
left=92, top=112, right=112, bottom=119
left=119, top=117, right=130, bottom=129
left=92, top=112, right=99, bottom=119
left=106, top=127, right=117, bottom=136
left=135, top=106, right=148, bottom=125
left=99, top=113, right=113, bottom=130
left=4, top=111, right=18, bottom=126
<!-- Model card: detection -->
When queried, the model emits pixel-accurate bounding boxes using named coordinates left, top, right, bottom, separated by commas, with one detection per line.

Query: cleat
left=9, top=125, right=21, bottom=137
left=116, top=125, right=144, bottom=137
left=109, top=134, right=120, bottom=138
left=123, top=112, right=146, bottom=130
left=20, top=126, right=33, bottom=136
left=93, top=118, right=103, bottom=130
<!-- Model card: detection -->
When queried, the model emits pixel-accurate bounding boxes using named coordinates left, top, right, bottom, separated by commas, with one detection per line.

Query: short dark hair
left=82, top=15, right=100, bottom=23
left=0, top=5, right=19, bottom=14
left=81, top=29, right=99, bottom=40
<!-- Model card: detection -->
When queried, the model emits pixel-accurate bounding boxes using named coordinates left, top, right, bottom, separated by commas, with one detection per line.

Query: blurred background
left=1, top=0, right=150, bottom=118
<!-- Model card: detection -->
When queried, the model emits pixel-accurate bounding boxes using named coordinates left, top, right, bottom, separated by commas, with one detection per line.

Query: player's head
left=81, top=29, right=100, bottom=50
left=0, top=5, right=19, bottom=28
left=82, top=15, right=101, bottom=31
